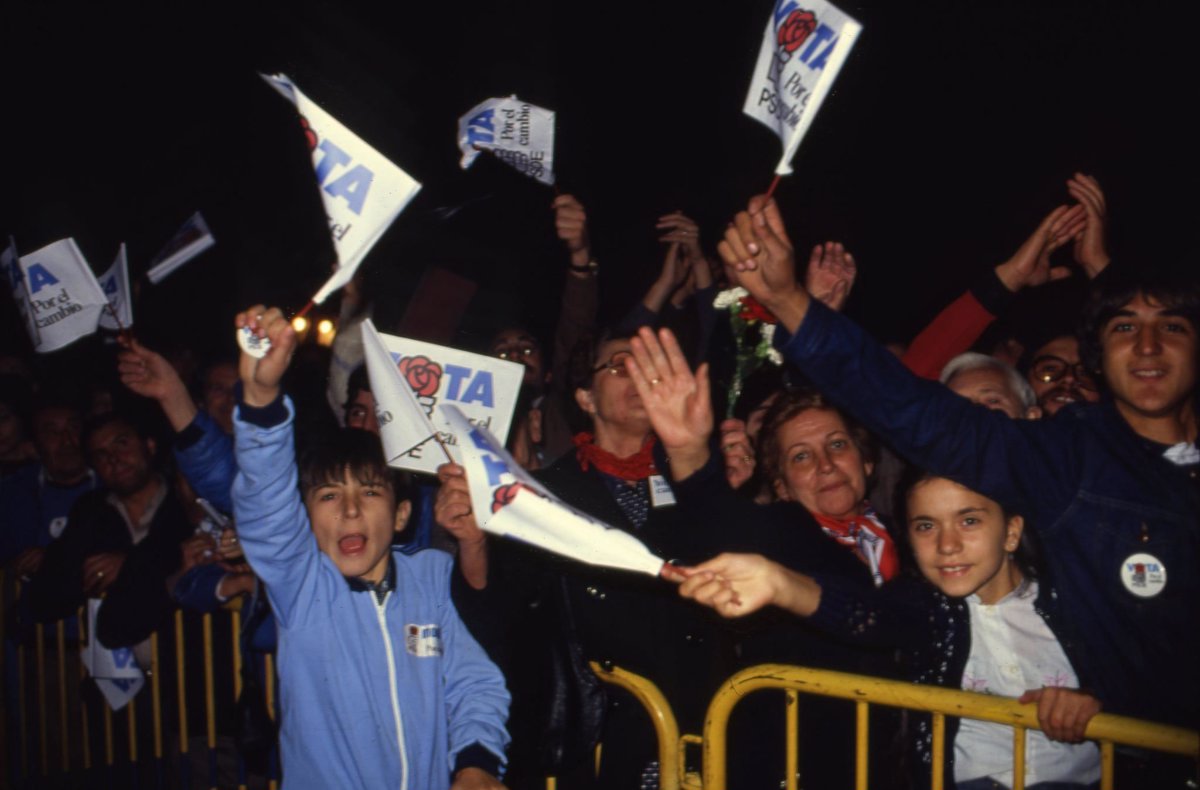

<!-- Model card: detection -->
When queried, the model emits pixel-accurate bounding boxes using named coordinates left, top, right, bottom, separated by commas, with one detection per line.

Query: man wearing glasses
left=1024, top=334, right=1101, bottom=416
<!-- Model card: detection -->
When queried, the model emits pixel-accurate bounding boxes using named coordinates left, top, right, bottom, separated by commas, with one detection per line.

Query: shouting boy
left=232, top=305, right=509, bottom=790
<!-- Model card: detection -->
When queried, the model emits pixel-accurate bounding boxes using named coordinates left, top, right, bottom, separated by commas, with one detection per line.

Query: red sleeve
left=901, top=290, right=996, bottom=380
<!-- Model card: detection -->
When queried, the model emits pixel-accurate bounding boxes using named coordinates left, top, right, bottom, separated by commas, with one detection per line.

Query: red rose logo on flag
left=777, top=9, right=818, bottom=53
left=299, top=115, right=319, bottom=151
left=738, top=296, right=778, bottom=324
left=397, top=356, right=443, bottom=398
left=491, top=482, right=526, bottom=513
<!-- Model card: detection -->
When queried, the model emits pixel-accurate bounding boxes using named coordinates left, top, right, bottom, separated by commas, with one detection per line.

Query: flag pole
left=764, top=174, right=782, bottom=201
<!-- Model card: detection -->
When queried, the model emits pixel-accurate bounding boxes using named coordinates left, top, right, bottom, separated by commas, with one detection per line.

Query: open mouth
left=1131, top=368, right=1166, bottom=380
left=338, top=534, right=367, bottom=555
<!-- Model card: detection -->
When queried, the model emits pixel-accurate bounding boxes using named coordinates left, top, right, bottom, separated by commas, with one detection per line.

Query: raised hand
left=627, top=326, right=713, bottom=481
left=1066, top=173, right=1111, bottom=279
left=656, top=210, right=704, bottom=263
left=434, top=463, right=489, bottom=589
left=1018, top=687, right=1101, bottom=744
left=117, top=339, right=198, bottom=430
left=718, top=418, right=756, bottom=490
left=993, top=204, right=1086, bottom=292
left=235, top=305, right=296, bottom=408
left=642, top=242, right=690, bottom=313
left=717, top=196, right=807, bottom=332
left=552, top=194, right=591, bottom=267
left=804, top=241, right=857, bottom=313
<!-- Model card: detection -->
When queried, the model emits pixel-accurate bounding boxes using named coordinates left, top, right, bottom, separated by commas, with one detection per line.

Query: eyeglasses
left=592, top=351, right=633, bottom=377
left=1030, top=355, right=1098, bottom=391
left=494, top=343, right=538, bottom=361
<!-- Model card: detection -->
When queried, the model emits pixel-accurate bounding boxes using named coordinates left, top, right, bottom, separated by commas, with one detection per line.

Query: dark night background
left=2, top=1, right=1194, bottom=378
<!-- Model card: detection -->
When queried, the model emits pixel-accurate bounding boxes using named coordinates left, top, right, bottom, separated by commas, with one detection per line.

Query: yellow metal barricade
left=702, top=664, right=1200, bottom=790
left=589, top=661, right=696, bottom=790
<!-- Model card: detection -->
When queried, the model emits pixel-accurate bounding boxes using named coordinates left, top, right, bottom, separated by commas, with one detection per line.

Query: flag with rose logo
left=443, top=406, right=666, bottom=576
left=744, top=0, right=862, bottom=176
left=457, top=95, right=556, bottom=186
left=262, top=73, right=422, bottom=304
left=361, top=324, right=526, bottom=475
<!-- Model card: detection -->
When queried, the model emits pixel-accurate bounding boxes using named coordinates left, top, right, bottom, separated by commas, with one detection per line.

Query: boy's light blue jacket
left=232, top=399, right=509, bottom=789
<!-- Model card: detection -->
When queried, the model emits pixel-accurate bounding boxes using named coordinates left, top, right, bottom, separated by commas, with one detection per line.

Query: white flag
left=262, top=73, right=422, bottom=304
left=97, top=243, right=133, bottom=330
left=361, top=319, right=444, bottom=466
left=81, top=599, right=145, bottom=710
left=365, top=330, right=525, bottom=475
left=458, top=95, right=556, bottom=186
left=444, top=406, right=665, bottom=576
left=2, top=237, right=38, bottom=345
left=743, top=0, right=861, bottom=176
left=146, top=212, right=216, bottom=284
left=17, top=239, right=108, bottom=353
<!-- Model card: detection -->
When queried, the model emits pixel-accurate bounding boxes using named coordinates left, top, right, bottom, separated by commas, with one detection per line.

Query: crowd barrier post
left=589, top=661, right=684, bottom=790
left=151, top=631, right=165, bottom=788
left=56, top=619, right=69, bottom=773
left=701, top=664, right=1200, bottom=790
left=35, top=621, right=48, bottom=776
left=175, top=609, right=190, bottom=780
left=202, top=612, right=218, bottom=787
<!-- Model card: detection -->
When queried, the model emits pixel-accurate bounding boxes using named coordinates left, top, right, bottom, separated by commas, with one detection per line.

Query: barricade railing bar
left=5, top=563, right=1195, bottom=790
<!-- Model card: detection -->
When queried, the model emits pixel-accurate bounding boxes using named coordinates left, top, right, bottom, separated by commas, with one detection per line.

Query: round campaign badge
left=237, top=326, right=271, bottom=359
left=1119, top=552, right=1167, bottom=598
left=49, top=516, right=68, bottom=540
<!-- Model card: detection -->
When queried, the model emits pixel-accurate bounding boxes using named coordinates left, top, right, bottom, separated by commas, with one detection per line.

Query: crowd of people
left=1, top=172, right=1196, bottom=790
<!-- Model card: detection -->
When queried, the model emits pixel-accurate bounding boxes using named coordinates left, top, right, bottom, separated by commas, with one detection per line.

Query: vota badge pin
left=237, top=326, right=271, bottom=359
left=1120, top=552, right=1167, bottom=598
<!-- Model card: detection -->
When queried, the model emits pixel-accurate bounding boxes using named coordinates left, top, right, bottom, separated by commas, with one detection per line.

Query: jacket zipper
left=375, top=592, right=409, bottom=790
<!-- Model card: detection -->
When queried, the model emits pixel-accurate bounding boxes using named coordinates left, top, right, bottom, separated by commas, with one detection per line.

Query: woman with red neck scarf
left=626, top=325, right=903, bottom=790
left=435, top=328, right=736, bottom=790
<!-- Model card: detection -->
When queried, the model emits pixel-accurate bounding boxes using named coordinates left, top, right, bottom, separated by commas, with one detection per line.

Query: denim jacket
left=778, top=300, right=1200, bottom=727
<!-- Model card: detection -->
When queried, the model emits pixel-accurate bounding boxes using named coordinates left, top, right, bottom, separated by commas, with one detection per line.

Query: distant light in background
left=316, top=318, right=336, bottom=347
left=292, top=316, right=309, bottom=333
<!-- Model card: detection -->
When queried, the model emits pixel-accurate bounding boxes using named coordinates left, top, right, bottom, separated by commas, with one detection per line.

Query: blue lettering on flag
left=469, top=428, right=492, bottom=451
left=102, top=276, right=118, bottom=296
left=112, top=647, right=135, bottom=669
left=466, top=109, right=495, bottom=147
left=460, top=370, right=495, bottom=407
left=444, top=365, right=472, bottom=401
left=324, top=164, right=374, bottom=216
left=25, top=264, right=60, bottom=294
left=314, top=139, right=352, bottom=185
left=798, top=24, right=835, bottom=64
left=481, top=453, right=508, bottom=486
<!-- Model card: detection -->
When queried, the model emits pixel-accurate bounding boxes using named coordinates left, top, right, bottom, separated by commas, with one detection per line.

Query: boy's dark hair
left=1078, top=268, right=1200, bottom=375
left=757, top=387, right=877, bottom=488
left=298, top=428, right=412, bottom=502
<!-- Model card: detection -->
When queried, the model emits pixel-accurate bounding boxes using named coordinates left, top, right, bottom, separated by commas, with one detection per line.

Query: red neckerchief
left=812, top=507, right=899, bottom=585
left=573, top=432, right=657, bottom=481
